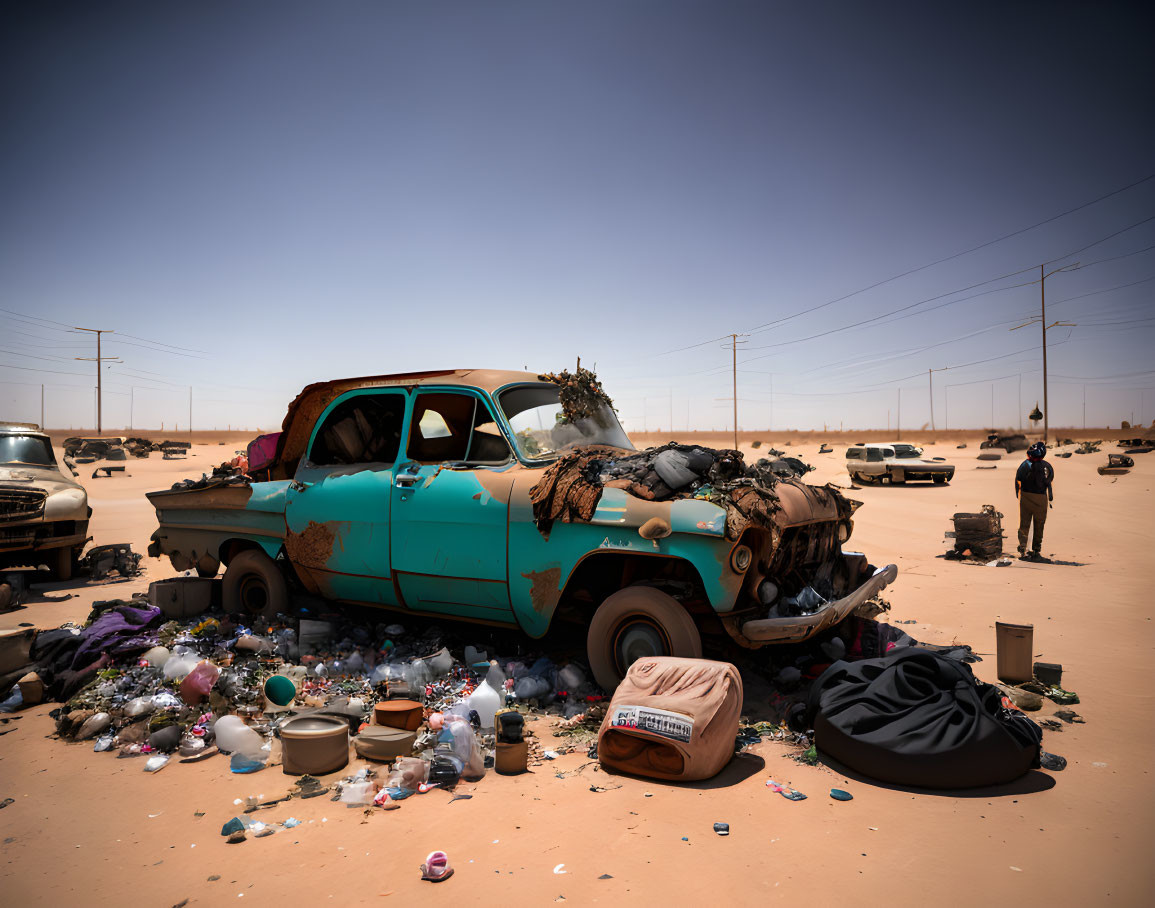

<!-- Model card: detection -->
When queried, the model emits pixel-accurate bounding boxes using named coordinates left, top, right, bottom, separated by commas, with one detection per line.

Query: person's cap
left=1028, top=442, right=1046, bottom=459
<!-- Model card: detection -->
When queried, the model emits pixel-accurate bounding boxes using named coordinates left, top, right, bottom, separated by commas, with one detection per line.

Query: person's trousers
left=1017, top=491, right=1048, bottom=553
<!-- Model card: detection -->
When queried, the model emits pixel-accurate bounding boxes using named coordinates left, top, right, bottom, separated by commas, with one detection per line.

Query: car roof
left=270, top=369, right=548, bottom=480
left=0, top=422, right=47, bottom=438
left=849, top=442, right=900, bottom=448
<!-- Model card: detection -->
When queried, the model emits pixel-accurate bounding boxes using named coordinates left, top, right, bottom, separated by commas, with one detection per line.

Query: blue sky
left=2, top=1, right=1152, bottom=433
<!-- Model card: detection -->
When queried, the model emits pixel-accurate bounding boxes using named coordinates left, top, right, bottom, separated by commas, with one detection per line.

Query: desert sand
left=2, top=430, right=1153, bottom=906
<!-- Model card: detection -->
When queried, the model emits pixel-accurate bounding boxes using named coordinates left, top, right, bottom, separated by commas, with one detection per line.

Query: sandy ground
left=2, top=431, right=1153, bottom=906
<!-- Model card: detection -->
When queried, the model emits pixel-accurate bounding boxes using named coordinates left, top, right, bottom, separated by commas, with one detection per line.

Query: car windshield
left=892, top=445, right=921, bottom=458
left=499, top=384, right=635, bottom=460
left=0, top=435, right=55, bottom=466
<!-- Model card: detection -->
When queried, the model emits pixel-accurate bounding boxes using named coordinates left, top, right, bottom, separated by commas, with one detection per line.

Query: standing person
left=1015, top=441, right=1054, bottom=561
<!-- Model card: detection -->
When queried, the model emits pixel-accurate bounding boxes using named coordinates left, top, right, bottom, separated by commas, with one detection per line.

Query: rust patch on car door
left=285, top=520, right=343, bottom=569
left=520, top=566, right=562, bottom=613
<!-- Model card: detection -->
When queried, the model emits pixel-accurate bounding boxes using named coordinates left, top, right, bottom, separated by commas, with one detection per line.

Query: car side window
left=846, top=448, right=863, bottom=460
left=866, top=448, right=883, bottom=462
left=407, top=392, right=512, bottom=464
left=309, top=393, right=406, bottom=466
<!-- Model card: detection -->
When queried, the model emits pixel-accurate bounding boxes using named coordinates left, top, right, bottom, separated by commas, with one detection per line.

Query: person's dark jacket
left=1015, top=458, right=1054, bottom=499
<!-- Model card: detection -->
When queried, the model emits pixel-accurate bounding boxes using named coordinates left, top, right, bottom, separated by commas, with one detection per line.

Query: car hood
left=0, top=464, right=85, bottom=494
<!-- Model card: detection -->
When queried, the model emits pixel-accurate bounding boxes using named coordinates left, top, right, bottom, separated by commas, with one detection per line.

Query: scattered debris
left=81, top=543, right=143, bottom=581
left=945, top=506, right=1003, bottom=561
left=981, top=433, right=1029, bottom=453
left=1098, top=454, right=1133, bottom=475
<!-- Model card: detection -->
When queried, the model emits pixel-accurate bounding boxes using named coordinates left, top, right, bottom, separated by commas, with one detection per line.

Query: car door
left=283, top=389, right=407, bottom=606
left=390, top=388, right=516, bottom=622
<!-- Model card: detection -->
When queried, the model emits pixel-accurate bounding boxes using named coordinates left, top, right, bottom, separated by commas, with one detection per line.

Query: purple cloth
left=70, top=602, right=162, bottom=672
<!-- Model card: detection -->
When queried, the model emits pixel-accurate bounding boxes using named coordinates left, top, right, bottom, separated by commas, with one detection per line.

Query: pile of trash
left=944, top=505, right=1004, bottom=562
left=529, top=441, right=841, bottom=539
left=62, top=436, right=191, bottom=462
left=0, top=595, right=609, bottom=801
left=168, top=461, right=251, bottom=491
left=1098, top=454, right=1134, bottom=475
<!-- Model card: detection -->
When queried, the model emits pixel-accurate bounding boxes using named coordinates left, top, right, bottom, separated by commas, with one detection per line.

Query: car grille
left=0, top=489, right=47, bottom=523
left=0, top=527, right=38, bottom=546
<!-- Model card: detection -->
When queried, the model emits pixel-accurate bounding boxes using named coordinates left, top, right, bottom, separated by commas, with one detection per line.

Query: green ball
left=264, top=674, right=296, bottom=706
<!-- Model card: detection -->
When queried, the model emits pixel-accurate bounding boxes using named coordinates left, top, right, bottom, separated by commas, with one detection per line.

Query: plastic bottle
left=163, top=653, right=198, bottom=681
left=557, top=663, right=586, bottom=691
left=179, top=661, right=221, bottom=706
left=141, top=645, right=171, bottom=668
left=468, top=677, right=502, bottom=731
left=213, top=715, right=264, bottom=756
left=0, top=684, right=23, bottom=713
left=124, top=696, right=155, bottom=717
left=428, top=647, right=453, bottom=677
left=485, top=661, right=505, bottom=689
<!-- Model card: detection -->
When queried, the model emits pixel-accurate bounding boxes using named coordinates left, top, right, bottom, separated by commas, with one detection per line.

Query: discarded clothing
left=808, top=649, right=1042, bottom=788
left=598, top=657, right=742, bottom=782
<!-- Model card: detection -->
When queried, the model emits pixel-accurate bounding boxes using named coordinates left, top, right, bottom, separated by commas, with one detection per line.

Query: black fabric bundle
left=808, top=648, right=1041, bottom=789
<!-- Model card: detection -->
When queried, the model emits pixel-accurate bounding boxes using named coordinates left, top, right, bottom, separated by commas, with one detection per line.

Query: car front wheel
left=223, top=549, right=288, bottom=619
left=586, top=585, right=702, bottom=692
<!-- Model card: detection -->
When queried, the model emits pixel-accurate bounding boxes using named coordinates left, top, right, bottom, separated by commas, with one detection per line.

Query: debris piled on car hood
left=529, top=442, right=850, bottom=539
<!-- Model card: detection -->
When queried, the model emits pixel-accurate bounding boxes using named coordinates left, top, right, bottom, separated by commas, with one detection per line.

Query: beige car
left=0, top=423, right=90, bottom=580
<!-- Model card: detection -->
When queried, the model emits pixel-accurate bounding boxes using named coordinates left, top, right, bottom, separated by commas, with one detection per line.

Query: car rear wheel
left=587, top=585, right=702, bottom=692
left=223, top=549, right=287, bottom=619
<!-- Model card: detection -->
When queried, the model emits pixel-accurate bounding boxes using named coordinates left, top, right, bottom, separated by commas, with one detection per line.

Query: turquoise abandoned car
left=147, top=369, right=897, bottom=689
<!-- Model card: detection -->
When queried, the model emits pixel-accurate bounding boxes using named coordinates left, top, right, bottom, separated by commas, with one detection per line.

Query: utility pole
left=1018, top=374, right=1022, bottom=432
left=897, top=388, right=901, bottom=440
left=991, top=383, right=995, bottom=428
left=72, top=327, right=120, bottom=434
left=130, top=387, right=134, bottom=431
left=1012, top=264, right=1077, bottom=444
left=189, top=387, right=193, bottom=438
left=928, top=369, right=934, bottom=432
left=715, top=333, right=747, bottom=450
left=1083, top=384, right=1086, bottom=430
left=40, top=384, right=44, bottom=429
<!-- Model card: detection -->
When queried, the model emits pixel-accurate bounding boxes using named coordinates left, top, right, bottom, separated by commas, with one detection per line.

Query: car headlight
left=729, top=544, right=753, bottom=573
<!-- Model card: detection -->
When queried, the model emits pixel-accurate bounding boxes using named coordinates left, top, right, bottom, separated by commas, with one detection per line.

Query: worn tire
left=223, top=549, right=287, bottom=620
left=52, top=546, right=74, bottom=582
left=587, top=586, right=702, bottom=692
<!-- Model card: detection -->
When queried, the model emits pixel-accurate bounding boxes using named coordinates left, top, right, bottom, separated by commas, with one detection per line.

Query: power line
left=1046, top=213, right=1155, bottom=265
left=745, top=172, right=1155, bottom=334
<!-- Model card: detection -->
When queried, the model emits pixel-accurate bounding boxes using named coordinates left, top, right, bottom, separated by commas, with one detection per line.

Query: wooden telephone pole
left=73, top=327, right=120, bottom=434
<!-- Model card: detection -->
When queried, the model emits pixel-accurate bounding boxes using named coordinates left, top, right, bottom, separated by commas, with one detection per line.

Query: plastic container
left=468, top=679, right=502, bottom=730
left=148, top=577, right=215, bottom=619
left=996, top=622, right=1034, bottom=684
left=374, top=699, right=423, bottom=731
left=280, top=715, right=349, bottom=775
left=179, top=661, right=220, bottom=706
left=213, top=715, right=265, bottom=756
left=355, top=726, right=417, bottom=761
left=495, top=739, right=529, bottom=775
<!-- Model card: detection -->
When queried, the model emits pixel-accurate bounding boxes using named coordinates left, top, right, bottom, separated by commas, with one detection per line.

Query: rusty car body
left=147, top=370, right=897, bottom=688
left=0, top=423, right=90, bottom=580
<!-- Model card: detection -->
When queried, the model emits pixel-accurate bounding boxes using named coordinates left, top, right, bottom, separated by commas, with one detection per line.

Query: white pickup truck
left=845, top=443, right=955, bottom=485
